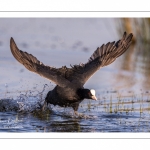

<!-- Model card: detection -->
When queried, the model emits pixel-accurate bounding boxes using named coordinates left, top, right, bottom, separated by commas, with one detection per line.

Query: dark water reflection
left=1, top=18, right=150, bottom=132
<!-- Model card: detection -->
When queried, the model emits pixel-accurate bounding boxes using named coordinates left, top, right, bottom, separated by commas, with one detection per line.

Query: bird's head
left=82, top=89, right=97, bottom=100
left=90, top=89, right=97, bottom=100
left=89, top=89, right=97, bottom=100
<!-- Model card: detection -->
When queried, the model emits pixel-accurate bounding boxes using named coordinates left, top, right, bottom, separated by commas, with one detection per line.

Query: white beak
left=91, top=95, right=97, bottom=100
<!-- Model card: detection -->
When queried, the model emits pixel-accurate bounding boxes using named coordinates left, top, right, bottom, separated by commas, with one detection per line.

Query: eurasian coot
left=10, top=32, right=133, bottom=115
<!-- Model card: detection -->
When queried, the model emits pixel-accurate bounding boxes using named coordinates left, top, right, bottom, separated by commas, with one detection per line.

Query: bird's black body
left=10, top=32, right=133, bottom=115
left=45, top=86, right=84, bottom=111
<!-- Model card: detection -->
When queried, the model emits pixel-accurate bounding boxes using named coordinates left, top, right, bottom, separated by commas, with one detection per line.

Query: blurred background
left=117, top=18, right=150, bottom=90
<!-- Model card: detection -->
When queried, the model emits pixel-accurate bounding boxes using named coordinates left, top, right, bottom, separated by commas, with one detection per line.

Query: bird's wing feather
left=10, top=38, right=71, bottom=87
left=66, top=32, right=133, bottom=86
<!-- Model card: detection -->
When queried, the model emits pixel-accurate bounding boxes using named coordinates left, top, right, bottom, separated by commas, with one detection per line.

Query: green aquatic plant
left=109, top=95, right=113, bottom=113
left=114, top=103, right=118, bottom=113
left=121, top=99, right=125, bottom=112
left=103, top=97, right=107, bottom=112
left=117, top=93, right=121, bottom=111
left=87, top=100, right=91, bottom=111
left=147, top=99, right=150, bottom=114
left=139, top=100, right=143, bottom=114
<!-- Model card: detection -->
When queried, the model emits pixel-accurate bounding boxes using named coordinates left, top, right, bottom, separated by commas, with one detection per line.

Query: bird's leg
left=74, top=110, right=83, bottom=117
left=72, top=103, right=80, bottom=116
left=74, top=110, right=79, bottom=116
left=73, top=104, right=88, bottom=118
left=74, top=110, right=87, bottom=118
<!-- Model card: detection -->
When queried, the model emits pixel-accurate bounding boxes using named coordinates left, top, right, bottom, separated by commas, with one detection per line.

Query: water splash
left=0, top=84, right=49, bottom=113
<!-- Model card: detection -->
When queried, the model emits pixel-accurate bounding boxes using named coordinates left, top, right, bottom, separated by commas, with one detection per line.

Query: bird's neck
left=77, top=88, right=88, bottom=99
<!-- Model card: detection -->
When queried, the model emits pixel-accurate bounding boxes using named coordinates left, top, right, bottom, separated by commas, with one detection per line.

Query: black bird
left=10, top=32, right=133, bottom=115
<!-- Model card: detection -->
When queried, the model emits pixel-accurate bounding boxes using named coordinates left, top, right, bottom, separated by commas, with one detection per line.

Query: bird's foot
left=74, top=111, right=89, bottom=119
left=73, top=111, right=97, bottom=119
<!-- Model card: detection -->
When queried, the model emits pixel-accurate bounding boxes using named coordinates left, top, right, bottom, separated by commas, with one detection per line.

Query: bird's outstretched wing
left=10, top=32, right=133, bottom=87
left=66, top=32, right=133, bottom=86
left=10, top=38, right=71, bottom=87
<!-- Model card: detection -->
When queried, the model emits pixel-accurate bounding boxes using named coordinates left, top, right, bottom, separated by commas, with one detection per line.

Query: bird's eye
left=88, top=92, right=92, bottom=96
